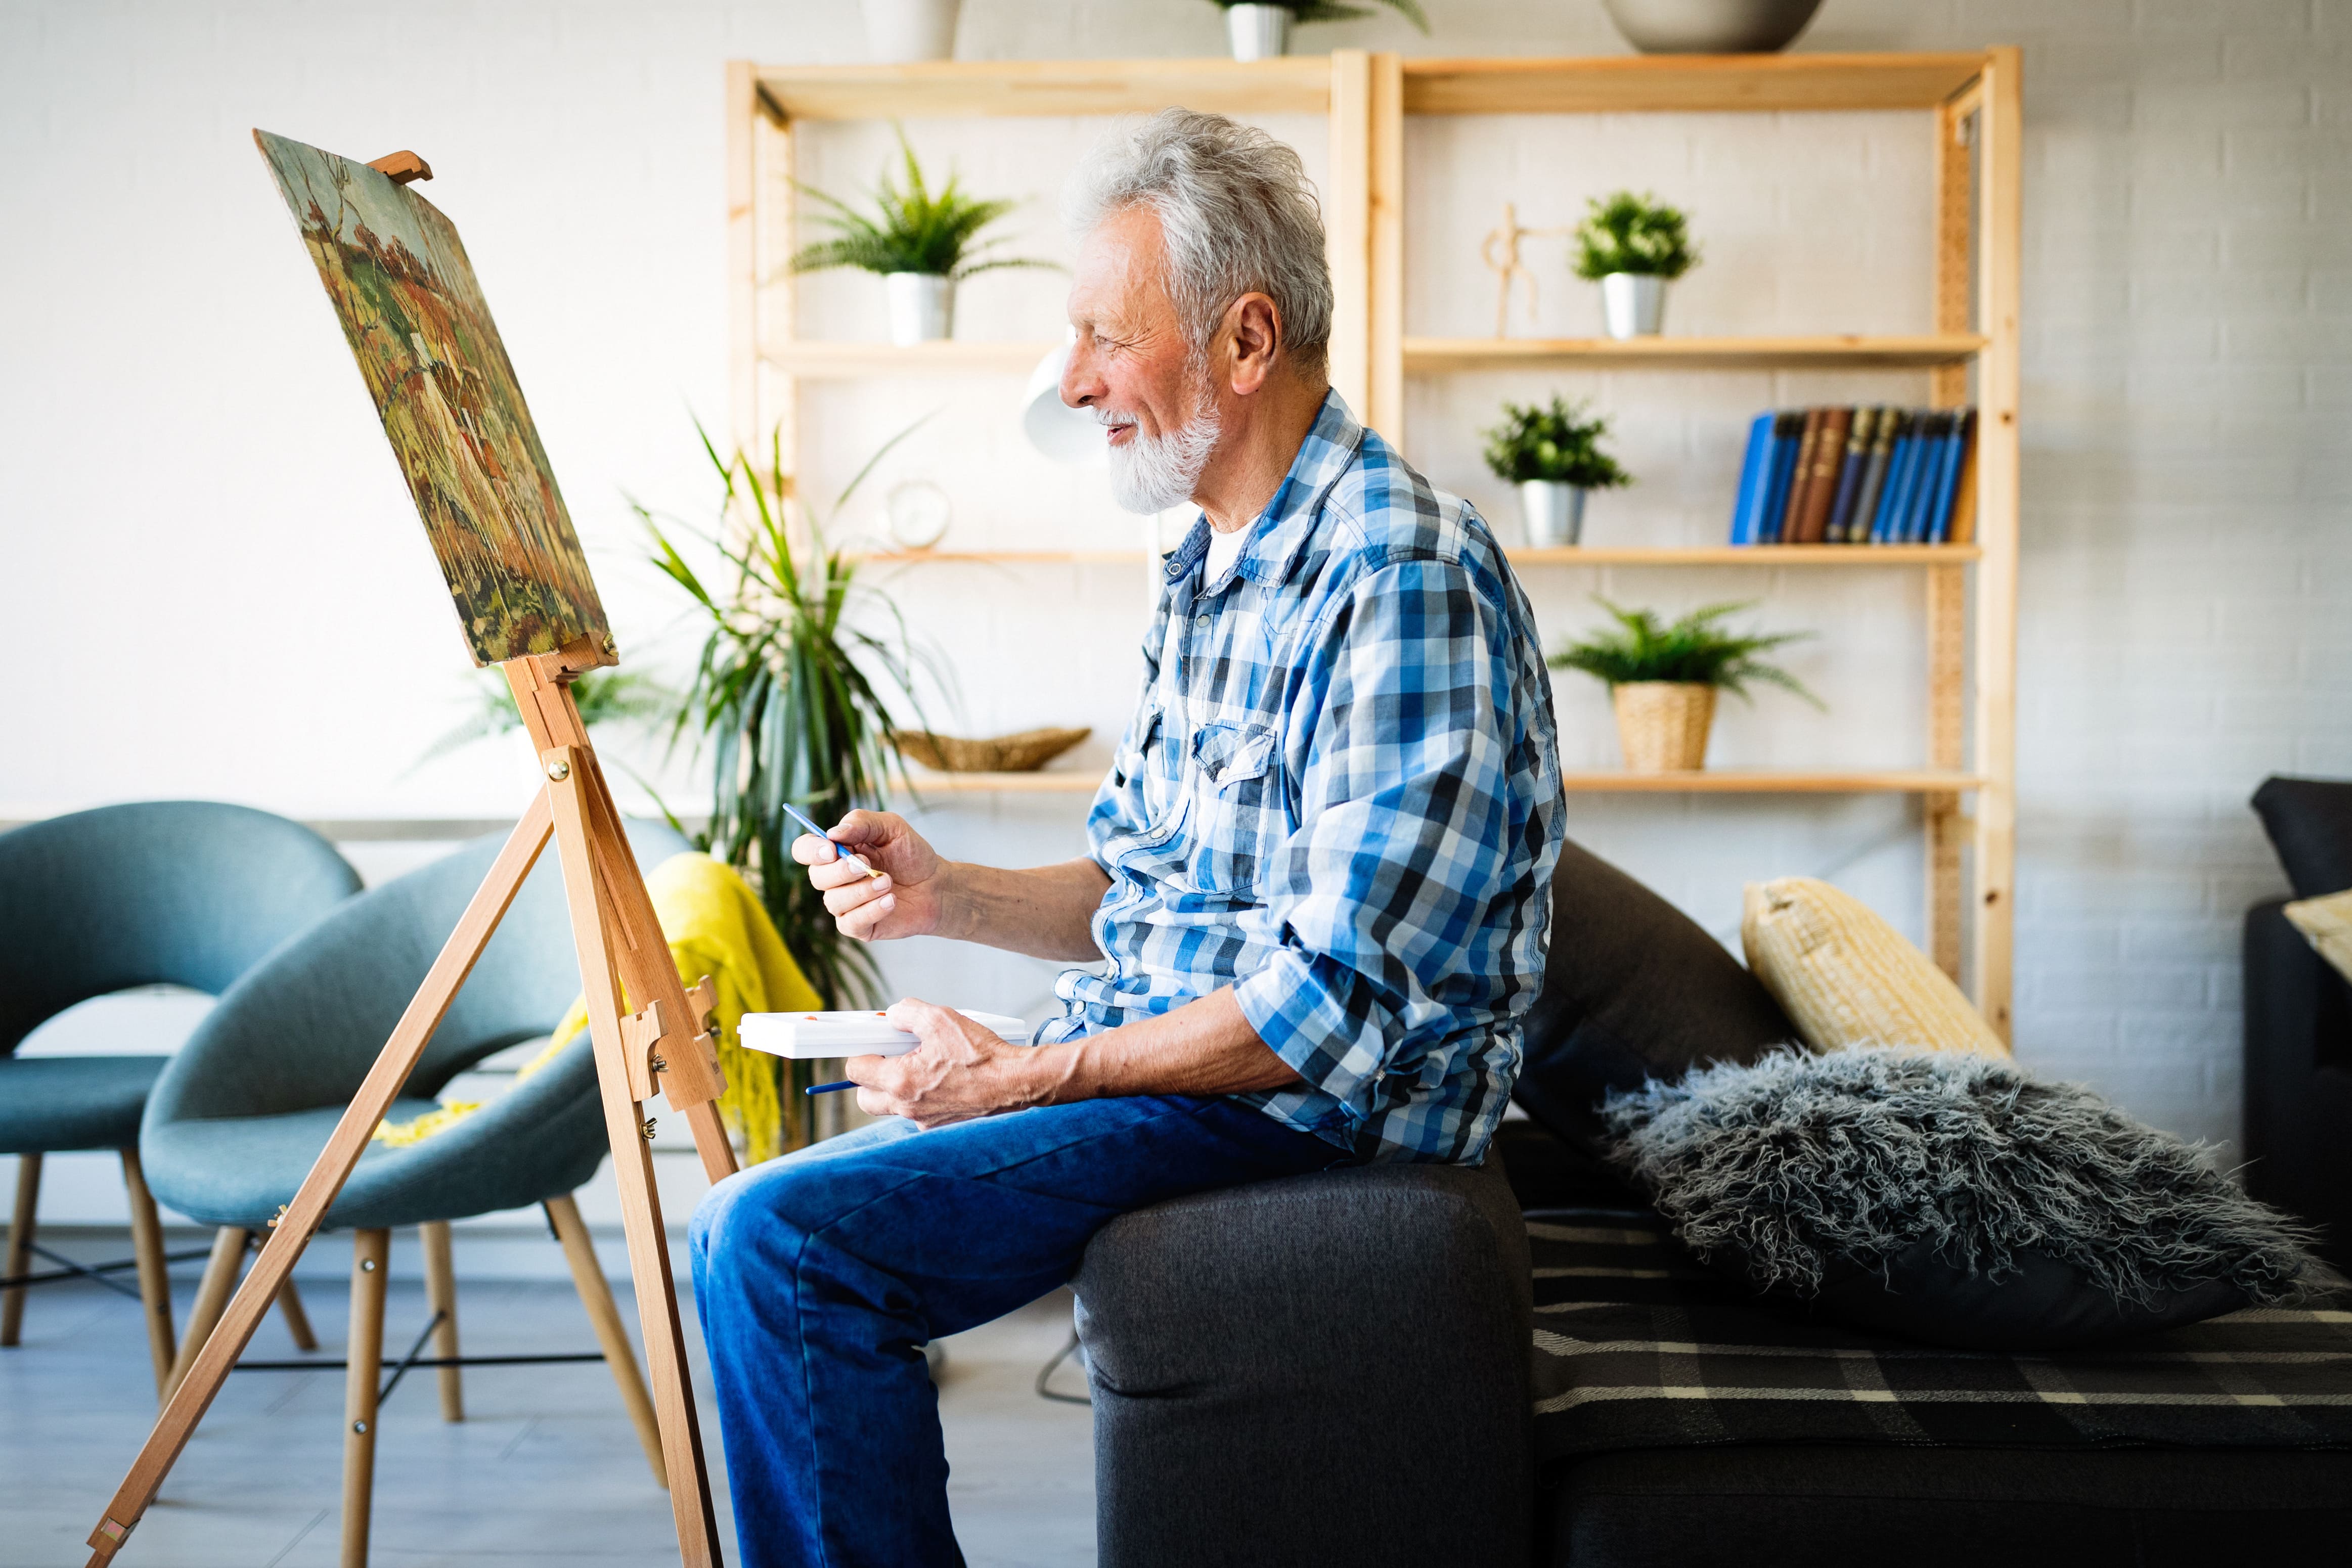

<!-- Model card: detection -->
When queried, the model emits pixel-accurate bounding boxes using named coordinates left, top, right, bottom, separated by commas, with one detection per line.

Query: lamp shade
left=1022, top=335, right=1106, bottom=468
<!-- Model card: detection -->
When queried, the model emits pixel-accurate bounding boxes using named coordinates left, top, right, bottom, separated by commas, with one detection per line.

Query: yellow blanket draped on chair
left=372, top=852, right=823, bottom=1164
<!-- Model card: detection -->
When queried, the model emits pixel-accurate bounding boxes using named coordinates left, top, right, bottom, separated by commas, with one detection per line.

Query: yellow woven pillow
left=2283, top=888, right=2352, bottom=984
left=1741, top=876, right=2009, bottom=1057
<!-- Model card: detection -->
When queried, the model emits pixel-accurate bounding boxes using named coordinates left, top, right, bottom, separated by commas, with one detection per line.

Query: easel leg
left=546, top=1193, right=665, bottom=1485
left=341, top=1229, right=390, bottom=1568
left=4, top=1151, right=42, bottom=1345
left=420, top=1221, right=462, bottom=1421
left=278, top=1278, right=320, bottom=1352
left=83, top=800, right=554, bottom=1565
left=547, top=760, right=724, bottom=1564
left=118, top=1149, right=176, bottom=1397
left=163, top=1227, right=249, bottom=1403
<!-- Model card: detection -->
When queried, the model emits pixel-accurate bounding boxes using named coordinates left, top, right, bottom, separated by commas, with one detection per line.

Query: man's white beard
left=1100, top=384, right=1221, bottom=515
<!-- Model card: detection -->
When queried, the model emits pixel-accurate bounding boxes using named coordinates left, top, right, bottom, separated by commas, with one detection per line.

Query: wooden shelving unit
left=726, top=48, right=2023, bottom=1039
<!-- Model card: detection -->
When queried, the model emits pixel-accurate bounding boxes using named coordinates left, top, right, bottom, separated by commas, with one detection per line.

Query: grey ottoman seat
left=1076, top=1157, right=1532, bottom=1568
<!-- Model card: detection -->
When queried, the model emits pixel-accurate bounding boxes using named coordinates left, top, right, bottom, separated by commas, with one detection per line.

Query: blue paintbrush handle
left=805, top=1080, right=858, bottom=1096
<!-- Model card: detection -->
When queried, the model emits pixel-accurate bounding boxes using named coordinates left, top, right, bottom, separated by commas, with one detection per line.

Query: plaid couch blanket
left=1529, top=1208, right=2352, bottom=1459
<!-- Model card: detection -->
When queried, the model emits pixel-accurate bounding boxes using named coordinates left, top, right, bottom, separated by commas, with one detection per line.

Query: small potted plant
left=862, top=0, right=961, bottom=62
left=1211, top=1, right=1429, bottom=63
left=790, top=130, right=1048, bottom=346
left=1572, top=191, right=1700, bottom=340
left=1482, top=397, right=1630, bottom=548
left=1548, top=598, right=1821, bottom=773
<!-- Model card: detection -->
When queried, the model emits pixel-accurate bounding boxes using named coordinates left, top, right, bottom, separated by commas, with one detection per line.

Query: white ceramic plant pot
left=1225, top=4, right=1293, bottom=61
left=884, top=273, right=955, bottom=345
left=863, top=0, right=962, bottom=63
left=1600, top=273, right=1667, bottom=340
left=1519, top=480, right=1588, bottom=548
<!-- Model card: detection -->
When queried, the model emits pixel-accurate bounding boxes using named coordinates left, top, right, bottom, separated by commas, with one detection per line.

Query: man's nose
left=1060, top=339, right=1100, bottom=409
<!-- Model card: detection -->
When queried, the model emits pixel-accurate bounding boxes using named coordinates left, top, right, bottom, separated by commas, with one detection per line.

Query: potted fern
left=1572, top=191, right=1700, bottom=340
left=1482, top=397, right=1630, bottom=548
left=790, top=130, right=1048, bottom=346
left=1211, top=1, right=1429, bottom=62
left=1549, top=599, right=1821, bottom=773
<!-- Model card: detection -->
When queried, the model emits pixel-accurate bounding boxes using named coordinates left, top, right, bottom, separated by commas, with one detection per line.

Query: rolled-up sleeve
left=1231, top=555, right=1521, bottom=1130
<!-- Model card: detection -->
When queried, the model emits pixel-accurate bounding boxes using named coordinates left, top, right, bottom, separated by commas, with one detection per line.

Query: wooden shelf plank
left=1511, top=545, right=1981, bottom=566
left=1405, top=333, right=1985, bottom=371
left=886, top=769, right=1982, bottom=796
left=755, top=58, right=1333, bottom=121
left=860, top=546, right=1979, bottom=567
left=764, top=341, right=1055, bottom=377
left=1401, top=53, right=1990, bottom=115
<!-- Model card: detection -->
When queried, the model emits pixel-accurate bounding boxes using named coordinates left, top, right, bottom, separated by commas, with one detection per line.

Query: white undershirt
left=1203, top=524, right=1249, bottom=581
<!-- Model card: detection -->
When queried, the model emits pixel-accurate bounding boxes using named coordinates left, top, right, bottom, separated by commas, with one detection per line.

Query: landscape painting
left=255, top=129, right=611, bottom=665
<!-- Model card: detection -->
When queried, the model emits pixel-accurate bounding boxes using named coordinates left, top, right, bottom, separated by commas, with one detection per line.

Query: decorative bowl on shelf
left=896, top=727, right=1091, bottom=774
left=1600, top=0, right=1823, bottom=54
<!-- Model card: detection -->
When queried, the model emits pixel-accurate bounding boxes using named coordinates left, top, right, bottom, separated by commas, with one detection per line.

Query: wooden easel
left=83, top=640, right=742, bottom=1567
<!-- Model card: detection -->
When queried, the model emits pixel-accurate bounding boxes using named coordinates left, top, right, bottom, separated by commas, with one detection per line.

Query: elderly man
left=691, top=109, right=1563, bottom=1568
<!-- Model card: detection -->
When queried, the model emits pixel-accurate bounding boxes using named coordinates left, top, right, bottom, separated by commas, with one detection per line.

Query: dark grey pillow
left=2252, top=775, right=2352, bottom=898
left=1603, top=1048, right=2336, bottom=1350
left=1515, top=837, right=1798, bottom=1177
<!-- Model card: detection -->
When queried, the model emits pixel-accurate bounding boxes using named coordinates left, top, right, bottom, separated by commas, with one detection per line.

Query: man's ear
left=1220, top=292, right=1283, bottom=396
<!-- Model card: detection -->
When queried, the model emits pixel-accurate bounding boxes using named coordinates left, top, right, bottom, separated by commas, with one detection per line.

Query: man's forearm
left=1033, top=989, right=1301, bottom=1101
left=934, top=857, right=1113, bottom=961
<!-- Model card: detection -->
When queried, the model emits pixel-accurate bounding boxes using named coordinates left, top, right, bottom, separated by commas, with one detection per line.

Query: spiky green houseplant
left=636, top=423, right=938, bottom=1014
left=1549, top=599, right=1821, bottom=701
left=1571, top=191, right=1700, bottom=281
left=1482, top=397, right=1632, bottom=489
left=788, top=130, right=1046, bottom=282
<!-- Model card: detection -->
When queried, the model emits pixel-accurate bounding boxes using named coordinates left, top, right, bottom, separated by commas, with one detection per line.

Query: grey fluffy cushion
left=1604, top=1047, right=2337, bottom=1349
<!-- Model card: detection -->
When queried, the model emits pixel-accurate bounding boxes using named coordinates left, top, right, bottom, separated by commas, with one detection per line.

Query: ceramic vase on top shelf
left=1612, top=683, right=1716, bottom=773
left=1600, top=273, right=1666, bottom=339
left=885, top=273, right=954, bottom=345
left=863, top=0, right=961, bottom=62
left=1519, top=481, right=1588, bottom=548
left=1225, top=4, right=1293, bottom=60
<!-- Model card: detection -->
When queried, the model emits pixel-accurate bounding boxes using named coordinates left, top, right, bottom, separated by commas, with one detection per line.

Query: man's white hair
left=1067, top=108, right=1333, bottom=372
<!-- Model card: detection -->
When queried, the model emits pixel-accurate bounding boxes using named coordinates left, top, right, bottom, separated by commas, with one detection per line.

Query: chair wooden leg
left=162, top=1226, right=248, bottom=1403
left=117, top=1149, right=176, bottom=1396
left=419, top=1220, right=462, bottom=1422
left=545, top=1194, right=665, bottom=1486
left=277, top=1278, right=319, bottom=1352
left=341, top=1228, right=390, bottom=1568
left=3, top=1152, right=40, bottom=1346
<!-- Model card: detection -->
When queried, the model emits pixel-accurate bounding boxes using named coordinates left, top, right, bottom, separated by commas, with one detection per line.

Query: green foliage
left=788, top=129, right=1048, bottom=281
left=1212, top=0, right=1431, bottom=29
left=415, top=669, right=672, bottom=770
left=1572, top=191, right=1699, bottom=281
left=1482, top=397, right=1631, bottom=488
left=1547, top=599, right=1823, bottom=705
left=635, top=420, right=946, bottom=1009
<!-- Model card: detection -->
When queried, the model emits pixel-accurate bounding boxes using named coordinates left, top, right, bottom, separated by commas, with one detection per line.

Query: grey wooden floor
left=0, top=1243, right=1094, bottom=1567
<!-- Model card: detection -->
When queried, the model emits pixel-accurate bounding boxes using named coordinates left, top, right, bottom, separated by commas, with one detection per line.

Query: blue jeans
left=688, top=1094, right=1346, bottom=1568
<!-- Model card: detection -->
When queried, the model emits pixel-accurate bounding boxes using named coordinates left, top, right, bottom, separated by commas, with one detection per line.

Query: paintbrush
left=779, top=800, right=886, bottom=882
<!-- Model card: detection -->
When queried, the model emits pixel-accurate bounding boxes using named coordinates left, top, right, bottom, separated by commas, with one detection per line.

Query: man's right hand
left=792, top=810, right=944, bottom=942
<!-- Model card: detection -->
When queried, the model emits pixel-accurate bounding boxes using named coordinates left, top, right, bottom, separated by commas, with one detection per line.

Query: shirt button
left=1194, top=615, right=1211, bottom=631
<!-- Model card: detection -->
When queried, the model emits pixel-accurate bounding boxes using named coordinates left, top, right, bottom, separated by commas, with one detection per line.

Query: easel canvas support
left=84, top=642, right=742, bottom=1567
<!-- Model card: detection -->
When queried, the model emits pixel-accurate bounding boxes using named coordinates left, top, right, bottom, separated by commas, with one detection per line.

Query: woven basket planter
left=895, top=726, right=1090, bottom=774
left=1612, top=682, right=1716, bottom=772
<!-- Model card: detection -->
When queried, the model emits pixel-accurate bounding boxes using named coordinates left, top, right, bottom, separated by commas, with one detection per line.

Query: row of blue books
left=1728, top=406, right=1978, bottom=546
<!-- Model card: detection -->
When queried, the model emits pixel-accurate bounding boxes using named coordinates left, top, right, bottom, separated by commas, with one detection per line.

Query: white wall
left=3, top=0, right=2346, bottom=1160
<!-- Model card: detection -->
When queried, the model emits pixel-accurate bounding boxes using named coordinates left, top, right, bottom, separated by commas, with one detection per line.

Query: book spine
left=1871, top=413, right=1921, bottom=544
left=1823, top=406, right=1878, bottom=544
left=1777, top=408, right=1825, bottom=544
left=1727, top=412, right=1775, bottom=546
left=1942, top=408, right=1981, bottom=544
left=1846, top=407, right=1898, bottom=543
left=1910, top=412, right=1958, bottom=543
left=1758, top=411, right=1805, bottom=544
left=1792, top=406, right=1852, bottom=544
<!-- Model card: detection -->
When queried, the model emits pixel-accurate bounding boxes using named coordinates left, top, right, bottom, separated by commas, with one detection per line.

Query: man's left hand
left=847, top=999, right=1058, bottom=1130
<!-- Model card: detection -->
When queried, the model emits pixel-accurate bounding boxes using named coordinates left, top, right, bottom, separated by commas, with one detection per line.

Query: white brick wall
left=2, top=0, right=2344, bottom=1164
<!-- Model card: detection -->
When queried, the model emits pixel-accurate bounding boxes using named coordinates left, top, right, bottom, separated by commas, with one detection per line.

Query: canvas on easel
left=83, top=135, right=739, bottom=1568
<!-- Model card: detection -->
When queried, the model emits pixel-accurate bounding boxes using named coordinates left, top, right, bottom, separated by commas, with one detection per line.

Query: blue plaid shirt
left=1036, top=393, right=1564, bottom=1164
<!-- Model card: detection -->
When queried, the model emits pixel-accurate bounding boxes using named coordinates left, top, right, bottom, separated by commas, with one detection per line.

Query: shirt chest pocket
left=1181, top=722, right=1289, bottom=894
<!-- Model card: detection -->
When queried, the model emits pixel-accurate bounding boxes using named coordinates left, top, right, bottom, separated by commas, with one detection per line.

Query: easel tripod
left=84, top=642, right=742, bottom=1567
